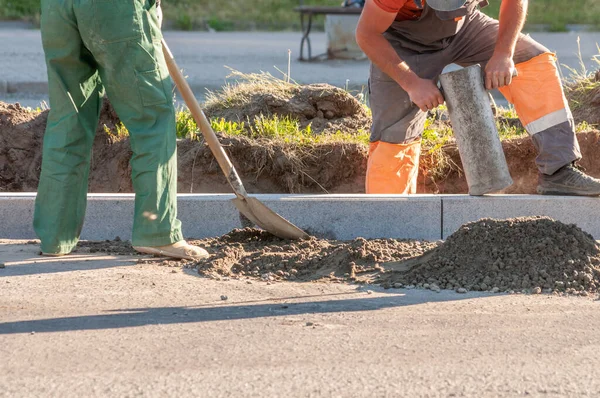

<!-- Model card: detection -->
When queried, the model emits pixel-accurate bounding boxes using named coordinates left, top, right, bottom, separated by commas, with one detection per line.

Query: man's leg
left=34, top=0, right=103, bottom=255
left=75, top=0, right=208, bottom=258
left=367, top=48, right=447, bottom=194
left=75, top=0, right=183, bottom=247
left=450, top=12, right=600, bottom=195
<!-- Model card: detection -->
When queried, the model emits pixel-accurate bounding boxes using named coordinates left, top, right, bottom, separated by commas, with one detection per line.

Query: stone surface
left=0, top=194, right=442, bottom=241
left=0, top=195, right=35, bottom=239
left=6, top=194, right=600, bottom=242
left=440, top=66, right=512, bottom=195
left=442, top=195, right=600, bottom=239
left=250, top=194, right=441, bottom=240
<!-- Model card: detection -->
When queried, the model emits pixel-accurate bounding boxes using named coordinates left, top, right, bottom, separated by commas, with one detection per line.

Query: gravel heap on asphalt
left=383, top=216, right=600, bottom=295
left=62, top=216, right=600, bottom=297
left=190, top=228, right=437, bottom=283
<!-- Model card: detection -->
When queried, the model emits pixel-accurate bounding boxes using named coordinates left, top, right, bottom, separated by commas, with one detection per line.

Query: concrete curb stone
left=3, top=194, right=600, bottom=242
left=0, top=194, right=442, bottom=241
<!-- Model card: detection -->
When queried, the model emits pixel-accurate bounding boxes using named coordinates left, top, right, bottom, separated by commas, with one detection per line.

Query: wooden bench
left=294, top=5, right=363, bottom=61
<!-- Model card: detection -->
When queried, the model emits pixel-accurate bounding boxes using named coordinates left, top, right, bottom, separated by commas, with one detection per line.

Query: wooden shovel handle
left=161, top=39, right=248, bottom=198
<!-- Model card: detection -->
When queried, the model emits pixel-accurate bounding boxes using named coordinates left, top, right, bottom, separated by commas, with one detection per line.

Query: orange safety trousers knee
left=365, top=140, right=421, bottom=194
left=498, top=52, right=571, bottom=136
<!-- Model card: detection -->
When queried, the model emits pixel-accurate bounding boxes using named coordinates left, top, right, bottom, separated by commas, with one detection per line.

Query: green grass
left=2, top=0, right=599, bottom=31
left=0, top=0, right=39, bottom=20
left=158, top=0, right=600, bottom=32
left=176, top=110, right=371, bottom=146
left=162, top=0, right=341, bottom=31
left=171, top=103, right=529, bottom=150
left=484, top=0, right=600, bottom=31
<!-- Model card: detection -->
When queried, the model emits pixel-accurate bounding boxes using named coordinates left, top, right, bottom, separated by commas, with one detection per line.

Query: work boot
left=537, top=164, right=600, bottom=196
left=133, top=240, right=210, bottom=261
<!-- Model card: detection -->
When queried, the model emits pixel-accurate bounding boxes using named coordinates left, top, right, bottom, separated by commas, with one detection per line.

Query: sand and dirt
left=45, top=216, right=600, bottom=297
left=183, top=217, right=600, bottom=296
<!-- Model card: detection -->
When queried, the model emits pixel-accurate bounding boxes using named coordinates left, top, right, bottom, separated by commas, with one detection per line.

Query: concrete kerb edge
left=2, top=81, right=48, bottom=95
left=4, top=194, right=597, bottom=241
left=440, top=195, right=600, bottom=239
left=0, top=194, right=443, bottom=241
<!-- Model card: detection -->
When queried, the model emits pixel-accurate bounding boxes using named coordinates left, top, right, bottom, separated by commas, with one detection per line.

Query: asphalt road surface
left=2, top=241, right=600, bottom=397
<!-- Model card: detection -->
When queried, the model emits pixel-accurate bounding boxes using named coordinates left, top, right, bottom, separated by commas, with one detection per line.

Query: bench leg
left=299, top=13, right=313, bottom=61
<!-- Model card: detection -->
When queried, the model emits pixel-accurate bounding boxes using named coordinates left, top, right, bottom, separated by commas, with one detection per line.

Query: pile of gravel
left=385, top=216, right=600, bottom=295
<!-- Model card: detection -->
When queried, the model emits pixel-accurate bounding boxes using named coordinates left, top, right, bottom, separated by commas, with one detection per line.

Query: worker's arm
left=485, top=0, right=527, bottom=89
left=355, top=0, right=444, bottom=111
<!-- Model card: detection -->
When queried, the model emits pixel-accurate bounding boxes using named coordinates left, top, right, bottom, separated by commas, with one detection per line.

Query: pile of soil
left=3, top=97, right=600, bottom=195
left=0, top=100, right=131, bottom=192
left=39, top=216, right=600, bottom=297
left=183, top=217, right=600, bottom=296
left=0, top=102, right=46, bottom=191
left=205, top=83, right=370, bottom=136
left=383, top=216, right=600, bottom=295
left=0, top=100, right=366, bottom=194
left=189, top=228, right=437, bottom=283
left=177, top=135, right=367, bottom=194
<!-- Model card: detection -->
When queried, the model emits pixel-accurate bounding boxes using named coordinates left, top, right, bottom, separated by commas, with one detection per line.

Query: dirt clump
left=205, top=81, right=370, bottom=135
left=38, top=216, right=600, bottom=298
left=189, top=228, right=437, bottom=283
left=383, top=216, right=600, bottom=296
left=0, top=99, right=366, bottom=195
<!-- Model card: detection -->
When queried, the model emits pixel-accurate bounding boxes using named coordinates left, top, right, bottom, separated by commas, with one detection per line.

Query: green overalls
left=35, top=0, right=183, bottom=254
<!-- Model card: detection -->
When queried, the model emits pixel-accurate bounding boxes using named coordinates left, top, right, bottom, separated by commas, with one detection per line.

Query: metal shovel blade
left=232, top=197, right=309, bottom=240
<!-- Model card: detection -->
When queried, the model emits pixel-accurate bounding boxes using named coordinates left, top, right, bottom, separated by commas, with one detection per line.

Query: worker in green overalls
left=35, top=0, right=209, bottom=260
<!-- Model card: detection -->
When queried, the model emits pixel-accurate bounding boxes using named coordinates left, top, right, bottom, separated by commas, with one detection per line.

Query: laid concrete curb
left=0, top=194, right=442, bottom=241
left=2, top=194, right=600, bottom=242
left=442, top=195, right=600, bottom=239
left=0, top=81, right=48, bottom=95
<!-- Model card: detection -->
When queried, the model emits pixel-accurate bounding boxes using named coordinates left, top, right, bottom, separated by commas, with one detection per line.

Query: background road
left=0, top=28, right=598, bottom=107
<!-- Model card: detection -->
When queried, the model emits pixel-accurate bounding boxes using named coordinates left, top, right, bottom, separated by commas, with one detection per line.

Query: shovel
left=161, top=39, right=309, bottom=240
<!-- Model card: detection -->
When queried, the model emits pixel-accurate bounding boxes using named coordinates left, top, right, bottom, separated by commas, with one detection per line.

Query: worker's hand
left=404, top=77, right=445, bottom=112
left=485, top=53, right=516, bottom=90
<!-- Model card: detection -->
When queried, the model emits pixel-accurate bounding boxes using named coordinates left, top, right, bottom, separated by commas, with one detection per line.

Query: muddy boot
left=133, top=241, right=210, bottom=261
left=537, top=164, right=600, bottom=196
